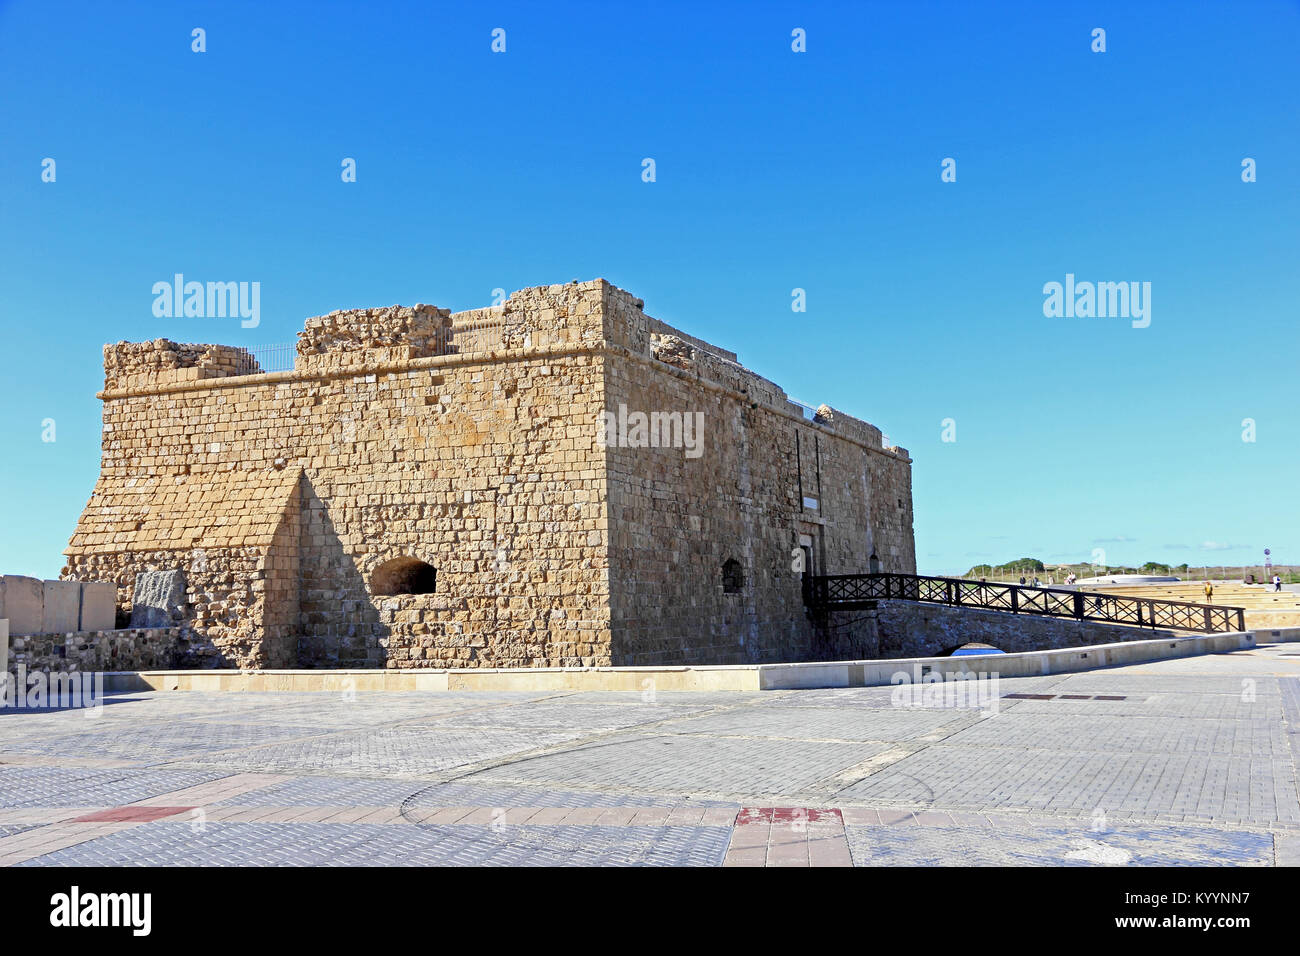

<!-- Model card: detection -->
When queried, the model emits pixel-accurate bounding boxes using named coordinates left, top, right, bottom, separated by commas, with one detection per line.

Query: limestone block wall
left=104, top=339, right=255, bottom=390
left=599, top=284, right=916, bottom=666
left=287, top=350, right=609, bottom=668
left=67, top=283, right=615, bottom=669
left=63, top=548, right=275, bottom=668
left=296, top=304, right=452, bottom=370
left=64, top=279, right=913, bottom=670
left=829, top=600, right=1184, bottom=660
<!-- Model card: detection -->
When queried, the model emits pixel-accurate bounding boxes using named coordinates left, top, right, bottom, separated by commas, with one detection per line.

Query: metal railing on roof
left=227, top=321, right=507, bottom=376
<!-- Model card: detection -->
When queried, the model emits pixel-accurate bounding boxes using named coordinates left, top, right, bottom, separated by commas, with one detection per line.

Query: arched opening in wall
left=943, top=643, right=1007, bottom=658
left=722, top=558, right=744, bottom=594
left=370, top=556, right=437, bottom=596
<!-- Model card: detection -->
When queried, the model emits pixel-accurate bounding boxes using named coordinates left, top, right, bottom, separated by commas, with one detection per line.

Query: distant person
left=1204, top=580, right=1214, bottom=602
left=1019, top=576, right=1026, bottom=586
left=1274, top=574, right=1283, bottom=592
left=1032, top=576, right=1041, bottom=587
left=1048, top=575, right=1055, bottom=586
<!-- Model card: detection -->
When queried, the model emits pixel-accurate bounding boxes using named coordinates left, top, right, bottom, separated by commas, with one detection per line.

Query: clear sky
left=1, top=0, right=1297, bottom=580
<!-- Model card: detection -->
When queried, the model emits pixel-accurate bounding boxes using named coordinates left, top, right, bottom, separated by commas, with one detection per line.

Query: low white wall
left=756, top=630, right=1255, bottom=689
left=1251, top=626, right=1300, bottom=643
left=98, top=630, right=1255, bottom=693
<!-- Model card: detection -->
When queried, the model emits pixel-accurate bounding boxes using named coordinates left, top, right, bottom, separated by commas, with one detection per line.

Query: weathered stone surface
left=827, top=600, right=1184, bottom=660
left=41, top=580, right=81, bottom=633
left=130, top=570, right=187, bottom=629
left=79, top=581, right=117, bottom=631
left=7, top=627, right=180, bottom=677
left=102, top=339, right=254, bottom=390
left=64, top=280, right=916, bottom=670
left=297, top=304, right=451, bottom=367
left=650, top=334, right=696, bottom=370
left=1, top=575, right=44, bottom=636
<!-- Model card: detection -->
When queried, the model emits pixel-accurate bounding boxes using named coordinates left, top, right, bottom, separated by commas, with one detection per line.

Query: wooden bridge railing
left=803, top=572, right=1246, bottom=634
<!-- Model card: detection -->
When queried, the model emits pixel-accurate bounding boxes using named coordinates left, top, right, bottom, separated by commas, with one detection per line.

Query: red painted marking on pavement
left=71, top=806, right=196, bottom=823
left=726, top=808, right=852, bottom=866
left=770, top=807, right=842, bottom=824
left=736, top=807, right=842, bottom=825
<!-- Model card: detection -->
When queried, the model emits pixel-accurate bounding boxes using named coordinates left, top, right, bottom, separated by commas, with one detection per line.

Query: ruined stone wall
left=63, top=548, right=275, bottom=668
left=104, top=339, right=255, bottom=388
left=296, top=304, right=451, bottom=369
left=7, top=627, right=181, bottom=677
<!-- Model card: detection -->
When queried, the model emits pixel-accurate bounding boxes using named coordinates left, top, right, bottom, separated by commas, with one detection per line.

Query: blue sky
left=2, top=0, right=1297, bottom=580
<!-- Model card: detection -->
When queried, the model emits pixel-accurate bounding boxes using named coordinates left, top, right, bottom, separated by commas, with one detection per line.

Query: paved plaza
left=2, top=643, right=1300, bottom=866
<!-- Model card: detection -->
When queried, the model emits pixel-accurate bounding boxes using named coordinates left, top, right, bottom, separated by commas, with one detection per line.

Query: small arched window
left=721, top=558, right=744, bottom=594
left=370, top=556, right=437, bottom=596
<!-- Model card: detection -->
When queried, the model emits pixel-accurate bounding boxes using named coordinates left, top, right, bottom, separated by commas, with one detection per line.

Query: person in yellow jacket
left=1204, top=580, right=1214, bottom=602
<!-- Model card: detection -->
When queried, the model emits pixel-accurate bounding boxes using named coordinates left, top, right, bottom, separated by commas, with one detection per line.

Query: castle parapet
left=295, top=304, right=452, bottom=370
left=103, top=339, right=256, bottom=390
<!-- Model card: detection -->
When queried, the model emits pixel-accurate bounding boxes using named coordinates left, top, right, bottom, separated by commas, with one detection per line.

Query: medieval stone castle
left=63, top=280, right=915, bottom=669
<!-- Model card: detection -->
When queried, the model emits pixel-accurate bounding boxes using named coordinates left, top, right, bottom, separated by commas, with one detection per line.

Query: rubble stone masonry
left=63, top=280, right=914, bottom=669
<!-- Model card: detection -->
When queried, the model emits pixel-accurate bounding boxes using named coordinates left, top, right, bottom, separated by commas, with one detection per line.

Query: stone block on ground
left=130, top=570, right=187, bottom=628
left=41, top=580, right=81, bottom=633
left=79, top=581, right=117, bottom=631
left=1, top=575, right=45, bottom=636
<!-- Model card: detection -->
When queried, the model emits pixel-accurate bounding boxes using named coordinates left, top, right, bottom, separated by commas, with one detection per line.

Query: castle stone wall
left=598, top=285, right=915, bottom=665
left=63, top=279, right=913, bottom=669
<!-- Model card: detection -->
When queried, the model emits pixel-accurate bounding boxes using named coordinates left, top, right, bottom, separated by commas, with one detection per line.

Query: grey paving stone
left=426, top=699, right=715, bottom=732
left=0, top=766, right=231, bottom=808
left=174, top=725, right=588, bottom=777
left=941, top=712, right=1292, bottom=757
left=473, top=734, right=890, bottom=795
left=3, top=722, right=334, bottom=763
left=845, top=822, right=1274, bottom=866
left=216, top=775, right=737, bottom=809
left=18, top=821, right=733, bottom=867
left=655, top=705, right=972, bottom=742
left=836, top=744, right=1300, bottom=826
left=1, top=649, right=1297, bottom=866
